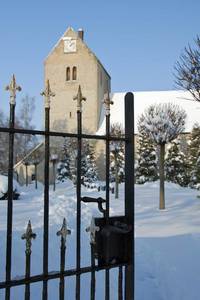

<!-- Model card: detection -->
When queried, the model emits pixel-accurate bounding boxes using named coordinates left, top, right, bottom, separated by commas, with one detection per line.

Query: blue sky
left=0, top=0, right=199, bottom=128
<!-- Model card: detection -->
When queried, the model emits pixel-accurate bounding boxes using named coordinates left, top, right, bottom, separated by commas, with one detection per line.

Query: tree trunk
left=53, top=161, right=56, bottom=191
left=115, top=156, right=119, bottom=199
left=35, top=164, right=38, bottom=189
left=159, top=143, right=165, bottom=209
left=25, top=164, right=28, bottom=187
left=115, top=172, right=119, bottom=199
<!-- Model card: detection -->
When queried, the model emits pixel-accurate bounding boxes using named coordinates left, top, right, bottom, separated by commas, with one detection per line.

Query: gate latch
left=81, top=196, right=106, bottom=215
left=87, top=216, right=132, bottom=266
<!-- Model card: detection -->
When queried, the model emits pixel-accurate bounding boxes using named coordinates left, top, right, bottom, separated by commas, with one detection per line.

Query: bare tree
left=175, top=36, right=200, bottom=101
left=139, top=103, right=186, bottom=209
left=16, top=94, right=38, bottom=160
left=0, top=110, right=9, bottom=174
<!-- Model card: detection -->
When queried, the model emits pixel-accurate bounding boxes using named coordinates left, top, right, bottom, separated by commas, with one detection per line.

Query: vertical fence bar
left=73, top=86, right=86, bottom=300
left=105, top=112, right=110, bottom=300
left=86, top=217, right=100, bottom=300
left=124, top=93, right=134, bottom=300
left=90, top=244, right=96, bottom=300
left=43, top=102, right=49, bottom=300
left=105, top=112, right=110, bottom=224
left=5, top=102, right=15, bottom=300
left=21, top=220, right=36, bottom=300
left=5, top=75, right=21, bottom=300
left=103, top=92, right=113, bottom=300
left=86, top=217, right=99, bottom=300
left=41, top=80, right=55, bottom=300
left=76, top=97, right=82, bottom=300
left=118, top=266, right=123, bottom=300
left=57, top=218, right=71, bottom=300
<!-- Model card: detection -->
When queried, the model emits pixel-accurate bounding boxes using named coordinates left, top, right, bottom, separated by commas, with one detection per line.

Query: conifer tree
left=187, top=123, right=200, bottom=188
left=57, top=138, right=71, bottom=182
left=82, top=142, right=98, bottom=186
left=110, top=144, right=125, bottom=182
left=165, top=139, right=189, bottom=187
left=135, top=125, right=158, bottom=184
left=110, top=123, right=125, bottom=198
left=68, top=139, right=98, bottom=186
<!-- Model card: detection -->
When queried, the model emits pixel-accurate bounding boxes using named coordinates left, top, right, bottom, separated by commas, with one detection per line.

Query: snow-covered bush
left=139, top=103, right=186, bottom=144
left=0, top=175, right=20, bottom=200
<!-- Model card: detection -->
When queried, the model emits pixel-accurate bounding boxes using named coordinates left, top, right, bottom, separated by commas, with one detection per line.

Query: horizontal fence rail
left=0, top=127, right=128, bottom=141
left=0, top=262, right=128, bottom=289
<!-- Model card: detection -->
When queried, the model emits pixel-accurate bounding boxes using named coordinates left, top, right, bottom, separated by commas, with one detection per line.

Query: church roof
left=97, top=90, right=200, bottom=134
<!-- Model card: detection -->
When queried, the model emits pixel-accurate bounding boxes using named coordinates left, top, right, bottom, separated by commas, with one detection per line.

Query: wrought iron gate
left=0, top=75, right=134, bottom=300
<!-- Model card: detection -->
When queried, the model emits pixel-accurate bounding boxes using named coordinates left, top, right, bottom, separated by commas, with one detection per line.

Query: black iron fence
left=0, top=76, right=134, bottom=300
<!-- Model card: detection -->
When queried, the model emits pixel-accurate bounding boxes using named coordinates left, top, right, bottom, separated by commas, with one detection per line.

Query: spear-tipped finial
left=5, top=74, right=22, bottom=105
left=21, top=220, right=36, bottom=255
left=57, top=218, right=71, bottom=246
left=41, top=79, right=55, bottom=108
left=86, top=217, right=100, bottom=245
left=103, top=91, right=113, bottom=116
left=73, top=85, right=86, bottom=112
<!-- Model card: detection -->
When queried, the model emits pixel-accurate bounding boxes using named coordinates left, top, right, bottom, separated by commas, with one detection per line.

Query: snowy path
left=0, top=180, right=200, bottom=299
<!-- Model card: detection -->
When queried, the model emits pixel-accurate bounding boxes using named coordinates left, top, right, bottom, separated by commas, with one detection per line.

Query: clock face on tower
left=64, top=38, right=77, bottom=53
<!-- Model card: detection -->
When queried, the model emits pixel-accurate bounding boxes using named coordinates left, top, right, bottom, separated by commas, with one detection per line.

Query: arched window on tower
left=72, top=66, right=77, bottom=80
left=66, top=67, right=70, bottom=81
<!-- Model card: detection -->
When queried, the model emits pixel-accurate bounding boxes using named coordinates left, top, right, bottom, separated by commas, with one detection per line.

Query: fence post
left=103, top=92, right=113, bottom=300
left=124, top=92, right=134, bottom=300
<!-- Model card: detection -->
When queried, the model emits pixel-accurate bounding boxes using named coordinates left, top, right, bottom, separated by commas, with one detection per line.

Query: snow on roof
left=97, top=90, right=200, bottom=135
left=14, top=142, right=44, bottom=169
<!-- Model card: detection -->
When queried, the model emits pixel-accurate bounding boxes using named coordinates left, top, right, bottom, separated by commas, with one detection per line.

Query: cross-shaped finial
left=86, top=217, right=100, bottom=245
left=57, top=218, right=71, bottom=246
left=21, top=220, right=36, bottom=255
left=5, top=74, right=21, bottom=105
left=41, top=79, right=55, bottom=108
left=73, top=85, right=86, bottom=112
left=103, top=91, right=113, bottom=116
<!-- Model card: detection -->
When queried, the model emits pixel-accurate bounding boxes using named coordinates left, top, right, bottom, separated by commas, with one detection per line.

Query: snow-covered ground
left=0, top=180, right=200, bottom=299
left=135, top=182, right=200, bottom=300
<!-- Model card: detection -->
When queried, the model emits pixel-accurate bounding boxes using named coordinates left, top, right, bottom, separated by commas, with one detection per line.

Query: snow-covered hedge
left=0, top=175, right=20, bottom=200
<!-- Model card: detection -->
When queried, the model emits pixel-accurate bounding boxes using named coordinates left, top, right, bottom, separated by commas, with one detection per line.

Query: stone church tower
left=44, top=27, right=111, bottom=133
